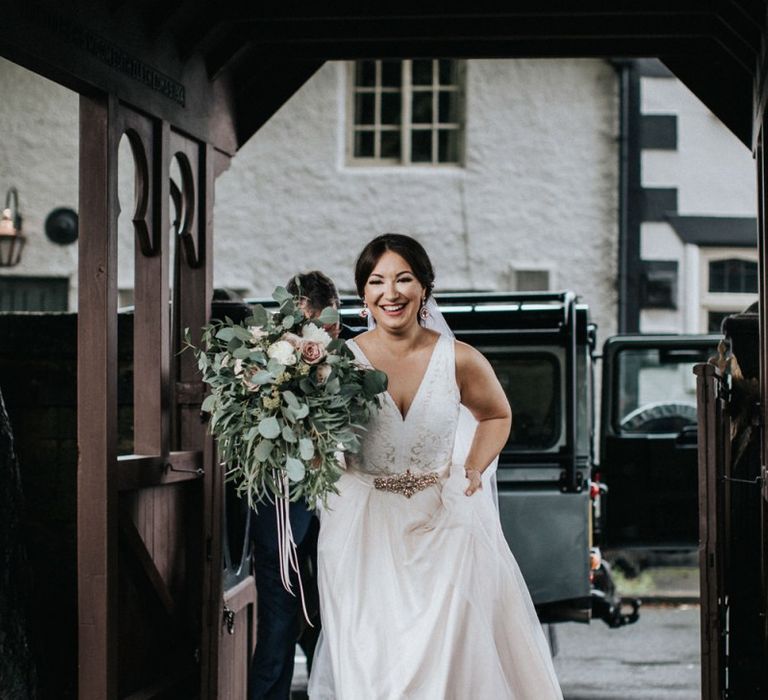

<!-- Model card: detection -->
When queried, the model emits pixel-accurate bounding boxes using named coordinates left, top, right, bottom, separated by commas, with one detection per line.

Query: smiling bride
left=307, top=233, right=563, bottom=700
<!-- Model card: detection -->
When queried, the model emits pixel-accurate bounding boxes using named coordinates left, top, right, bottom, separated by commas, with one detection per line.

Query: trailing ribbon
left=274, top=471, right=313, bottom=625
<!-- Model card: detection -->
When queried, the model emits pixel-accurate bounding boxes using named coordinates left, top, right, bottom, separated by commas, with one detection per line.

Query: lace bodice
left=346, top=334, right=460, bottom=477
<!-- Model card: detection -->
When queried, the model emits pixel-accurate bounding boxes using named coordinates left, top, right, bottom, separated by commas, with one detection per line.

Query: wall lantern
left=0, top=187, right=25, bottom=267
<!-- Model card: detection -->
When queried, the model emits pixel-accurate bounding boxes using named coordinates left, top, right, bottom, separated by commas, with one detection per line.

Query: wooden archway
left=2, top=2, right=767, bottom=698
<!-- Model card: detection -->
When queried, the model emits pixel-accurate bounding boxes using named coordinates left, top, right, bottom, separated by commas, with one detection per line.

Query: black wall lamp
left=45, top=206, right=78, bottom=245
left=0, top=187, right=25, bottom=267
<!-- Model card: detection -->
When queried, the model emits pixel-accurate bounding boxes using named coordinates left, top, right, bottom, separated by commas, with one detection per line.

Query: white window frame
left=346, top=59, right=465, bottom=167
left=698, top=247, right=758, bottom=331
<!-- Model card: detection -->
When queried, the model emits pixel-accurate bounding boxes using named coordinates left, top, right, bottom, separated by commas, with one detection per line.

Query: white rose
left=248, top=325, right=268, bottom=343
left=267, top=340, right=297, bottom=366
left=302, top=323, right=332, bottom=347
left=316, top=363, right=332, bottom=384
left=233, top=358, right=244, bottom=376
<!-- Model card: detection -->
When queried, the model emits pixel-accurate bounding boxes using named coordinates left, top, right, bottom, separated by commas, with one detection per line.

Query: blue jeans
left=250, top=501, right=315, bottom=700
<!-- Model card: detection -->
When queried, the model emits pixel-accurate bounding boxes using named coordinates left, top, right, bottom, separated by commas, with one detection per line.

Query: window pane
left=381, top=60, right=402, bottom=87
left=437, top=129, right=459, bottom=162
left=412, top=59, right=433, bottom=85
left=411, top=92, right=433, bottom=123
left=355, top=93, right=375, bottom=125
left=411, top=129, right=432, bottom=162
left=439, top=59, right=458, bottom=85
left=355, top=61, right=376, bottom=87
left=615, top=347, right=710, bottom=433
left=708, top=311, right=736, bottom=333
left=709, top=262, right=725, bottom=292
left=487, top=354, right=560, bottom=450
left=354, top=130, right=374, bottom=158
left=380, top=130, right=401, bottom=159
left=515, top=269, right=549, bottom=291
left=381, top=92, right=401, bottom=125
left=438, top=91, right=459, bottom=123
left=709, top=259, right=758, bottom=293
left=745, top=263, right=758, bottom=293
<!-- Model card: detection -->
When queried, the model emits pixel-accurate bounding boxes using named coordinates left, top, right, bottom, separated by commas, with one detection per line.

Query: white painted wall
left=641, top=76, right=755, bottom=215
left=0, top=57, right=619, bottom=339
left=639, top=74, right=757, bottom=333
left=0, top=58, right=79, bottom=309
left=214, top=59, right=620, bottom=341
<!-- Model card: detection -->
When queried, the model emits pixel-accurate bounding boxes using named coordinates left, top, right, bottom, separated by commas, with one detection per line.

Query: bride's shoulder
left=454, top=340, right=494, bottom=377
left=347, top=330, right=373, bottom=351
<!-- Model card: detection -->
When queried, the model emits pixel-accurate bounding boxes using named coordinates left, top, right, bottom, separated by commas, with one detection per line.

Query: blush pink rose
left=300, top=340, right=326, bottom=365
left=281, top=332, right=303, bottom=349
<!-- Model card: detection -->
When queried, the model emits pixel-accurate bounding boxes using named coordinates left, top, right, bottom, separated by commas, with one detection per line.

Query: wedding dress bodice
left=346, top=334, right=460, bottom=477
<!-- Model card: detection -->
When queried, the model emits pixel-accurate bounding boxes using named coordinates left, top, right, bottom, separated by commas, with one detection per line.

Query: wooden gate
left=77, top=94, right=241, bottom=698
left=694, top=363, right=731, bottom=698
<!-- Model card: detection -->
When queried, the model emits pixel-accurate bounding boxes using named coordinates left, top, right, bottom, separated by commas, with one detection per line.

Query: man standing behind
left=250, top=271, right=345, bottom=700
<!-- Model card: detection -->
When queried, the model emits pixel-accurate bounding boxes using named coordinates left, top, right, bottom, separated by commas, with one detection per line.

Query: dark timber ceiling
left=3, top=1, right=766, bottom=152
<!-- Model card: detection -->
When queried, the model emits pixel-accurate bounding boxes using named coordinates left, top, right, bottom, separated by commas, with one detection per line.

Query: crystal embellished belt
left=373, top=469, right=439, bottom=498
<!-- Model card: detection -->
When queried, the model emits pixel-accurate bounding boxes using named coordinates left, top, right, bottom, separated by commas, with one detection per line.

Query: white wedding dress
left=308, top=334, right=563, bottom=700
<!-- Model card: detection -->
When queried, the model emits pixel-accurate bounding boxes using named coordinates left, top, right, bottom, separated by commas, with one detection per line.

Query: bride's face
left=364, top=251, right=425, bottom=332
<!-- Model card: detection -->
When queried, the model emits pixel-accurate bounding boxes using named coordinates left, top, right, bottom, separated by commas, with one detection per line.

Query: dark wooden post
left=0, top=388, right=38, bottom=697
left=78, top=92, right=120, bottom=699
left=694, top=363, right=730, bottom=699
left=758, top=120, right=768, bottom=693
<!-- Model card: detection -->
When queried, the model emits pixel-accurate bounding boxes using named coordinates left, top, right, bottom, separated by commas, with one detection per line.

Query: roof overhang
left=2, top=2, right=764, bottom=152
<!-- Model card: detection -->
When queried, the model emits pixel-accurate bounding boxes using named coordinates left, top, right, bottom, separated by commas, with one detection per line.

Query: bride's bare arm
left=455, top=341, right=512, bottom=496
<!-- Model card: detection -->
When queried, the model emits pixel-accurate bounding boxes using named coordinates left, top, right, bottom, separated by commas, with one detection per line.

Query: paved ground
left=555, top=604, right=700, bottom=700
left=291, top=603, right=701, bottom=699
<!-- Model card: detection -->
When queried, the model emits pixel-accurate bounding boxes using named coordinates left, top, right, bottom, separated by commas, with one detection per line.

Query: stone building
left=635, top=62, right=757, bottom=334
left=0, top=56, right=756, bottom=341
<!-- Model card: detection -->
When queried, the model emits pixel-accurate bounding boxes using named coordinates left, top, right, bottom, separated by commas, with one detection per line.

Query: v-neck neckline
left=350, top=334, right=443, bottom=422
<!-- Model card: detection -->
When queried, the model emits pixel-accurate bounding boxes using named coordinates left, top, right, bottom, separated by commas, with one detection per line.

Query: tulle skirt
left=307, top=463, right=563, bottom=700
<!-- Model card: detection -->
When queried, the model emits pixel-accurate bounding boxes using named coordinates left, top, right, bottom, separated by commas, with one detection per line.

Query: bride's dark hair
left=354, top=233, right=435, bottom=299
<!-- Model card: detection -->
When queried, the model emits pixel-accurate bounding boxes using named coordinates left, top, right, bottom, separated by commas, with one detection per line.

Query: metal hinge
left=721, top=474, right=764, bottom=486
left=223, top=605, right=235, bottom=635
left=165, top=461, right=204, bottom=476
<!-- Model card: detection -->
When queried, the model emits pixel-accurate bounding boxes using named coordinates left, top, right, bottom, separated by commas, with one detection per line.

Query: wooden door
left=78, top=95, right=221, bottom=699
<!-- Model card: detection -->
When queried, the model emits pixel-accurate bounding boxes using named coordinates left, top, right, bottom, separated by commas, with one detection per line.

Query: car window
left=487, top=352, right=560, bottom=450
left=614, top=347, right=711, bottom=433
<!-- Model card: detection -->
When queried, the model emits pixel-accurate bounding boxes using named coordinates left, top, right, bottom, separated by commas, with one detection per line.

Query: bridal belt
left=373, top=469, right=439, bottom=498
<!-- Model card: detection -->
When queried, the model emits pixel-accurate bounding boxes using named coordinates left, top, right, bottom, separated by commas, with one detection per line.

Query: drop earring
left=360, top=301, right=369, bottom=318
left=420, top=299, right=429, bottom=320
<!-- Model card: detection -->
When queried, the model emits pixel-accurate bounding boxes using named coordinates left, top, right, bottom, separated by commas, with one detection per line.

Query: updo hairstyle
left=354, top=233, right=435, bottom=301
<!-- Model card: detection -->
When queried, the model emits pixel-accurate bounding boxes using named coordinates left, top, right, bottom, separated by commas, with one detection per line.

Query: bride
left=308, top=234, right=563, bottom=699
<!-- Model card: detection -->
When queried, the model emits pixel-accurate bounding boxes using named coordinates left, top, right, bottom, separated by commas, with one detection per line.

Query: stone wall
left=214, top=59, right=621, bottom=342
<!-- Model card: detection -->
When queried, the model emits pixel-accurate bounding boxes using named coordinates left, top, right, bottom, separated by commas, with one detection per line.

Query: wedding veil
left=367, top=296, right=500, bottom=509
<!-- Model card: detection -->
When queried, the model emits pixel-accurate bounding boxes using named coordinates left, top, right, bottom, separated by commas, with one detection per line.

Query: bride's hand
left=464, top=468, right=483, bottom=496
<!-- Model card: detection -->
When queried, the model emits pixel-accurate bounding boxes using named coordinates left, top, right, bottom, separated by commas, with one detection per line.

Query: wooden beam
left=128, top=110, right=172, bottom=457
left=664, top=42, right=754, bottom=149
left=118, top=504, right=176, bottom=617
left=78, top=92, right=119, bottom=700
left=233, top=58, right=323, bottom=148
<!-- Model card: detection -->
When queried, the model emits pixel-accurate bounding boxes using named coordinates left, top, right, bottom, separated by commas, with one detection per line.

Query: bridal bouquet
left=192, top=286, right=387, bottom=509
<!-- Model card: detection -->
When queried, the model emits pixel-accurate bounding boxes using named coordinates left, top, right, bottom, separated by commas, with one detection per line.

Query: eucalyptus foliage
left=190, top=286, right=387, bottom=508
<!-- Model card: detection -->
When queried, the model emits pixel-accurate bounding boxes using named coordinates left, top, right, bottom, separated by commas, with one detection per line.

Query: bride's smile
left=364, top=250, right=425, bottom=332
